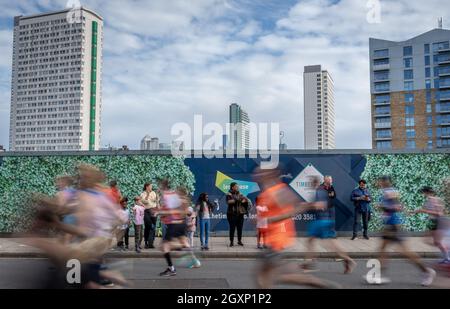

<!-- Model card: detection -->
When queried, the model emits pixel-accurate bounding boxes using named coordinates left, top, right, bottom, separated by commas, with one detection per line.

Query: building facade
left=229, top=103, right=250, bottom=150
left=303, top=65, right=336, bottom=150
left=9, top=8, right=103, bottom=151
left=140, top=135, right=159, bottom=150
left=370, top=28, right=450, bottom=150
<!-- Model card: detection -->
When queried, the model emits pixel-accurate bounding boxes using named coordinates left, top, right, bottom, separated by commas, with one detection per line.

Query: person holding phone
left=351, top=179, right=372, bottom=240
left=226, top=182, right=250, bottom=247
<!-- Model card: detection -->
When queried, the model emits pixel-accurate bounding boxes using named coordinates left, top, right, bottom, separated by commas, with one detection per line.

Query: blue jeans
left=199, top=218, right=210, bottom=247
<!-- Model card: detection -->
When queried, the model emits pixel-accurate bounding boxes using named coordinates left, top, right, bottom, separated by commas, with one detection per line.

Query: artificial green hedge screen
left=0, top=155, right=195, bottom=233
left=362, top=154, right=450, bottom=232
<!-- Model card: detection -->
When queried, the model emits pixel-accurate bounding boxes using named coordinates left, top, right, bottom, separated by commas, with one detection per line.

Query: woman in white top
left=140, top=183, right=159, bottom=248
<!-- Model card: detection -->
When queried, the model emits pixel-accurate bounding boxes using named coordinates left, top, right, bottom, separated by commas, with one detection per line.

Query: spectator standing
left=351, top=180, right=372, bottom=240
left=226, top=182, right=250, bottom=247
left=132, top=197, right=145, bottom=253
left=320, top=176, right=336, bottom=237
left=186, top=207, right=196, bottom=248
left=117, top=197, right=130, bottom=251
left=195, top=193, right=214, bottom=250
left=140, top=183, right=158, bottom=248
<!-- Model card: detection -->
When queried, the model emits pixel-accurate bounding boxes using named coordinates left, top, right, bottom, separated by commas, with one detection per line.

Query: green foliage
left=361, top=154, right=450, bottom=232
left=0, top=155, right=195, bottom=233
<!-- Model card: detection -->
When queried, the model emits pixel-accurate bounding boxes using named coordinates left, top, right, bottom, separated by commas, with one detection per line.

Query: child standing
left=256, top=200, right=268, bottom=249
left=186, top=207, right=196, bottom=248
left=117, top=197, right=131, bottom=251
left=133, top=197, right=145, bottom=253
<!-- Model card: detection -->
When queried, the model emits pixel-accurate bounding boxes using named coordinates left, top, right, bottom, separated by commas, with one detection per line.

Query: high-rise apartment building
left=229, top=103, right=250, bottom=150
left=140, top=135, right=159, bottom=150
left=303, top=65, right=336, bottom=150
left=370, top=28, right=450, bottom=150
left=9, top=7, right=103, bottom=151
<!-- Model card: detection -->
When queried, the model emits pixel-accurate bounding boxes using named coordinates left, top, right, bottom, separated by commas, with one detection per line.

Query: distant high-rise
left=370, top=28, right=450, bottom=150
left=303, top=65, right=336, bottom=150
left=140, top=135, right=159, bottom=150
left=229, top=103, right=250, bottom=150
left=9, top=7, right=103, bottom=151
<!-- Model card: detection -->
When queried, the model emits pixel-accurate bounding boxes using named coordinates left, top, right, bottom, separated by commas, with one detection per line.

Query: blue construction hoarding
left=185, top=153, right=366, bottom=234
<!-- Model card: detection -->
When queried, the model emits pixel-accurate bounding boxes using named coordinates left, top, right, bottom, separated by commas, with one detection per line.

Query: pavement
left=0, top=236, right=443, bottom=259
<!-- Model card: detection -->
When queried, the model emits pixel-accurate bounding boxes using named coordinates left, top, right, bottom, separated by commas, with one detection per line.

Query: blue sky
left=0, top=0, right=449, bottom=149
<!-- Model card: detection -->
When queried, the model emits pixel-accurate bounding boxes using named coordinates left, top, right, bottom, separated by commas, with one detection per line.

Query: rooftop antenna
left=438, top=17, right=443, bottom=29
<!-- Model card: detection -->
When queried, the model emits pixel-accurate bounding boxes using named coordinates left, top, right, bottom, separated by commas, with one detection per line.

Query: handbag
left=236, top=196, right=248, bottom=215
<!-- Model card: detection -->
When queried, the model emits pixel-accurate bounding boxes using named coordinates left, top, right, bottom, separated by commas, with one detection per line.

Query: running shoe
left=188, top=258, right=202, bottom=269
left=159, top=268, right=176, bottom=277
left=421, top=268, right=436, bottom=286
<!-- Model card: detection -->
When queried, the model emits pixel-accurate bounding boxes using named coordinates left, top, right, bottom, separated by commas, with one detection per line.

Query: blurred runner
left=370, top=176, right=436, bottom=286
left=155, top=180, right=200, bottom=277
left=302, top=177, right=356, bottom=274
left=414, top=186, right=449, bottom=264
left=253, top=167, right=340, bottom=289
left=26, top=164, right=129, bottom=288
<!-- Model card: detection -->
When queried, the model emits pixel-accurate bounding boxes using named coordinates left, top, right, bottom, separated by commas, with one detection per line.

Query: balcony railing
left=374, top=122, right=391, bottom=128
left=375, top=136, right=392, bottom=141
left=373, top=63, right=390, bottom=71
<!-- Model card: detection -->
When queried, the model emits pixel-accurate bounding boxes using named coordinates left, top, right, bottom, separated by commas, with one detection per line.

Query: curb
left=0, top=251, right=442, bottom=259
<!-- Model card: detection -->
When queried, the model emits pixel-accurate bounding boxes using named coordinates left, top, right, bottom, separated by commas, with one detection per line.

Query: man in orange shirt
left=253, top=166, right=340, bottom=289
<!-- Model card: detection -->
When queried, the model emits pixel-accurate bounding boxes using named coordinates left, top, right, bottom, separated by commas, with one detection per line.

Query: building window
left=434, top=54, right=440, bottom=64
left=374, top=58, right=389, bottom=66
left=377, top=141, right=392, bottom=149
left=439, top=65, right=450, bottom=75
left=374, top=49, right=389, bottom=58
left=406, top=140, right=416, bottom=149
left=404, top=81, right=414, bottom=91
left=425, top=67, right=431, bottom=78
left=428, top=140, right=433, bottom=149
left=404, top=58, right=413, bottom=68
left=375, top=106, right=390, bottom=115
left=433, top=41, right=450, bottom=52
left=403, top=46, right=413, bottom=56
left=405, top=105, right=415, bottom=115
left=404, top=69, right=414, bottom=80
left=375, top=94, right=390, bottom=104
left=406, top=129, right=416, bottom=138
left=428, top=128, right=433, bottom=138
left=405, top=117, right=415, bottom=127
left=437, top=127, right=450, bottom=137
left=427, top=104, right=432, bottom=113
left=376, top=129, right=391, bottom=138
left=426, top=79, right=432, bottom=89
left=374, top=70, right=389, bottom=81
left=427, top=115, right=433, bottom=126
left=425, top=55, right=431, bottom=66
left=374, top=82, right=390, bottom=92
left=404, top=93, right=414, bottom=103
left=425, top=44, right=430, bottom=54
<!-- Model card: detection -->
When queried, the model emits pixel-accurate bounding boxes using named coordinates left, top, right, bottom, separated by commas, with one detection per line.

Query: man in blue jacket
left=350, top=179, right=371, bottom=240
